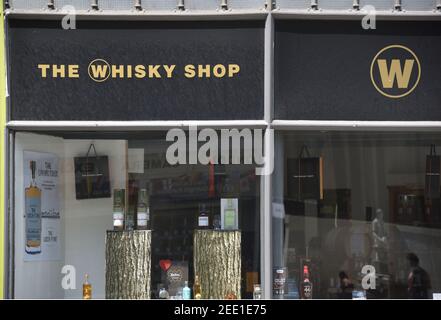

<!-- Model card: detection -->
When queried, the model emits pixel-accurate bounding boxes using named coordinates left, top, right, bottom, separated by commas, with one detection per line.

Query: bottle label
left=137, top=212, right=149, bottom=220
left=137, top=219, right=148, bottom=227
left=198, top=216, right=209, bottom=227
left=302, top=283, right=312, bottom=299
left=224, top=209, right=236, bottom=229
left=25, top=194, right=42, bottom=244
left=113, top=212, right=123, bottom=220
left=113, top=219, right=123, bottom=227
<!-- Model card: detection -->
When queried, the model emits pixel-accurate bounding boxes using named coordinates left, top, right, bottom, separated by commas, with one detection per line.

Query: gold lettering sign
left=37, top=59, right=241, bottom=82
left=370, top=45, right=421, bottom=99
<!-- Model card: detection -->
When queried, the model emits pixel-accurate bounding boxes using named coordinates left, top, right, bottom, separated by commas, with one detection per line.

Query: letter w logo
left=90, top=64, right=108, bottom=79
left=377, top=59, right=414, bottom=89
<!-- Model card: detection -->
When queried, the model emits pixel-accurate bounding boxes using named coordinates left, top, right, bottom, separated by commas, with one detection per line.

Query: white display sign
left=23, top=151, right=61, bottom=261
left=128, top=148, right=145, bottom=173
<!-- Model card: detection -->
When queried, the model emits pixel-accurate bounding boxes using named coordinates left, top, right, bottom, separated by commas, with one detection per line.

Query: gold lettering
left=52, top=64, right=65, bottom=78
left=228, top=64, right=240, bottom=77
left=68, top=65, right=79, bottom=78
left=148, top=65, right=161, bottom=78
left=163, top=65, right=176, bottom=78
left=112, top=65, right=125, bottom=78
left=38, top=64, right=50, bottom=78
left=213, top=64, right=226, bottom=78
left=91, top=64, right=109, bottom=79
left=127, top=65, right=133, bottom=78
left=198, top=65, right=211, bottom=78
left=184, top=65, right=196, bottom=78
left=377, top=59, right=414, bottom=89
left=135, top=65, right=146, bottom=78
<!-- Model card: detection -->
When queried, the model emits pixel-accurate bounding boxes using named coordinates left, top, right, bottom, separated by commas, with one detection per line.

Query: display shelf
left=193, top=229, right=241, bottom=299
left=105, top=230, right=152, bottom=299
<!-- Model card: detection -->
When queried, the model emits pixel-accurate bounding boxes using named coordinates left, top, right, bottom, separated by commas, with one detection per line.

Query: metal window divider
left=261, top=12, right=274, bottom=299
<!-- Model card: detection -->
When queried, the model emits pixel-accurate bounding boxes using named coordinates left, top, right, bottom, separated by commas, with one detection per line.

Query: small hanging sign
left=74, top=144, right=111, bottom=199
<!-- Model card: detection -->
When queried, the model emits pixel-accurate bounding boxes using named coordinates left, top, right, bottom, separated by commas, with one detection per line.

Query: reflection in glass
left=273, top=132, right=441, bottom=299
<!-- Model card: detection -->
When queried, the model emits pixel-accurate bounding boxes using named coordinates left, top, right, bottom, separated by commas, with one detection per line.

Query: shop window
left=13, top=131, right=261, bottom=299
left=273, top=131, right=441, bottom=299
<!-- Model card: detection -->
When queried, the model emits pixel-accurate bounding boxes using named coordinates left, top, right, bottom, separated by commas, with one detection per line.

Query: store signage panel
left=275, top=20, right=441, bottom=121
left=9, top=20, right=264, bottom=121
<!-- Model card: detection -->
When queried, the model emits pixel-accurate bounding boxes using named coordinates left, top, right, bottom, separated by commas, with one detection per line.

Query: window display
left=273, top=131, right=441, bottom=299
left=13, top=131, right=261, bottom=299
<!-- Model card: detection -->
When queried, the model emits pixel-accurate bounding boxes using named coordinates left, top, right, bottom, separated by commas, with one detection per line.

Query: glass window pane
left=14, top=131, right=261, bottom=299
left=273, top=131, right=441, bottom=299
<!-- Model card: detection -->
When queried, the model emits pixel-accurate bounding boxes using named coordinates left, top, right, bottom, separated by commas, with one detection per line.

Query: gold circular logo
left=88, top=59, right=111, bottom=83
left=370, top=45, right=421, bottom=99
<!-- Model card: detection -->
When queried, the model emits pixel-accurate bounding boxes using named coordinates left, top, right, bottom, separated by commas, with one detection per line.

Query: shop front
left=4, top=8, right=441, bottom=300
left=272, top=18, right=441, bottom=299
left=6, top=17, right=266, bottom=299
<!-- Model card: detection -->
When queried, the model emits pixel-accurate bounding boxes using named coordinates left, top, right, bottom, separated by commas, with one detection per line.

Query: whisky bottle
left=198, top=204, right=209, bottom=229
left=125, top=182, right=137, bottom=230
left=193, top=275, right=202, bottom=299
left=137, top=189, right=150, bottom=230
left=300, top=265, right=313, bottom=299
left=25, top=161, right=42, bottom=254
left=83, top=274, right=92, bottom=299
left=113, top=189, right=125, bottom=231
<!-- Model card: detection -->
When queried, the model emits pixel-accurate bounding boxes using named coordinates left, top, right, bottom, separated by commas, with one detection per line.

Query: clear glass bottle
left=253, top=284, right=262, bottom=300
left=113, top=189, right=125, bottom=231
left=182, top=281, right=191, bottom=300
left=25, top=161, right=42, bottom=254
left=83, top=274, right=92, bottom=299
left=159, top=287, right=169, bottom=299
left=137, top=189, right=150, bottom=230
